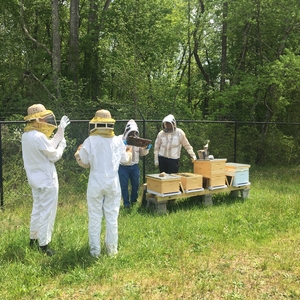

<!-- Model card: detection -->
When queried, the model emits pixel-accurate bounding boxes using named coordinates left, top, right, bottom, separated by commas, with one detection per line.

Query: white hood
left=123, top=119, right=139, bottom=140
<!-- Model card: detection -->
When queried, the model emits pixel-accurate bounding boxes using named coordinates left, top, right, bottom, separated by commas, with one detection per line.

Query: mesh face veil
left=42, top=114, right=56, bottom=126
left=123, top=119, right=139, bottom=140
left=89, top=122, right=114, bottom=132
left=89, top=109, right=115, bottom=137
left=162, top=114, right=176, bottom=133
left=24, top=104, right=57, bottom=138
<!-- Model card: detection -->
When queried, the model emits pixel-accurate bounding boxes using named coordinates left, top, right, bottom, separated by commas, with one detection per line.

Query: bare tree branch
left=19, top=1, right=52, bottom=57
left=23, top=72, right=57, bottom=100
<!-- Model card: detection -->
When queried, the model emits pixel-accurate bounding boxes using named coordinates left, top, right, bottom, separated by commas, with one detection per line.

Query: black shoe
left=29, top=239, right=39, bottom=248
left=39, top=245, right=55, bottom=256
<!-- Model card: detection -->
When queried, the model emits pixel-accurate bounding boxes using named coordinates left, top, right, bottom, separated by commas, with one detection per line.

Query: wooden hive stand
left=143, top=160, right=251, bottom=214
left=143, top=183, right=251, bottom=214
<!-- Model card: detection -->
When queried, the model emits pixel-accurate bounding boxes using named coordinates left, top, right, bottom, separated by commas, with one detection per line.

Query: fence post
left=234, top=120, right=237, bottom=162
left=0, top=123, right=3, bottom=208
left=230, top=113, right=237, bottom=162
left=138, top=108, right=146, bottom=184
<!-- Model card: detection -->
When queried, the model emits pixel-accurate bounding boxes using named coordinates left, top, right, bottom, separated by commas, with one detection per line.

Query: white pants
left=30, top=182, right=58, bottom=246
left=87, top=176, right=121, bottom=257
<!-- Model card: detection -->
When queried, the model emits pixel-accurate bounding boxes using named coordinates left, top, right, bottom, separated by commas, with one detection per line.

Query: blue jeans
left=118, top=164, right=140, bottom=207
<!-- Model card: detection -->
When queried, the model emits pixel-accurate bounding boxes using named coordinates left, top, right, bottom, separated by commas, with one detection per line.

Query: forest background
left=1, top=0, right=300, bottom=166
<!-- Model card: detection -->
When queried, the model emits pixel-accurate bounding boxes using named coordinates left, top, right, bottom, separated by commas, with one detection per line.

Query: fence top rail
left=1, top=120, right=300, bottom=125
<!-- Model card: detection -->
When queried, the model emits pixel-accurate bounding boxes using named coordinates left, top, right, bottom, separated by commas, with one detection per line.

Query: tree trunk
left=69, top=0, right=80, bottom=84
left=220, top=2, right=228, bottom=92
left=51, top=0, right=61, bottom=99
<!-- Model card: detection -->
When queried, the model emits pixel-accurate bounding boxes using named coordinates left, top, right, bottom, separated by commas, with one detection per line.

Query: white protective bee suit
left=22, top=104, right=69, bottom=249
left=74, top=109, right=129, bottom=257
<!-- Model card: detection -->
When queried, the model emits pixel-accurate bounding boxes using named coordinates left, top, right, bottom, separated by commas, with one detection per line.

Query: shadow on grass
left=0, top=241, right=98, bottom=275
left=138, top=192, right=247, bottom=215
left=40, top=245, right=96, bottom=275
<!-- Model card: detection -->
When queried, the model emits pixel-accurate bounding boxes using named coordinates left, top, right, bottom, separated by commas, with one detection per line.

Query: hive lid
left=146, top=173, right=182, bottom=180
left=194, top=158, right=227, bottom=162
left=226, top=163, right=251, bottom=168
left=177, top=173, right=202, bottom=177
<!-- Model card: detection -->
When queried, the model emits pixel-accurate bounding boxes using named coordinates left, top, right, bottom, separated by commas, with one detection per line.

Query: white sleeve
left=41, top=147, right=64, bottom=163
left=75, top=148, right=90, bottom=168
left=139, top=147, right=149, bottom=157
left=49, top=127, right=64, bottom=149
left=154, top=131, right=162, bottom=165
left=39, top=134, right=65, bottom=163
left=120, top=143, right=132, bottom=164
left=180, top=129, right=196, bottom=159
left=79, top=144, right=90, bottom=166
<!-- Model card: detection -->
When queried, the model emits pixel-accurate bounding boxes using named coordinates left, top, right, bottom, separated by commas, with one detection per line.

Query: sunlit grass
left=1, top=166, right=300, bottom=299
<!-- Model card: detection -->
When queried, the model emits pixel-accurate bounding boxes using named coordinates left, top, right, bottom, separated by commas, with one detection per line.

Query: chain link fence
left=1, top=119, right=300, bottom=208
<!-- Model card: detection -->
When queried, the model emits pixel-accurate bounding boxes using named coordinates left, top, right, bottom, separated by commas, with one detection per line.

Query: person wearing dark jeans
left=158, top=156, right=179, bottom=174
left=118, top=120, right=150, bottom=208
left=118, top=164, right=140, bottom=207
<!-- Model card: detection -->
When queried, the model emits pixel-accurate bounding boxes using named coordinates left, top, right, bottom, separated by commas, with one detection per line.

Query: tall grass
left=1, top=166, right=300, bottom=299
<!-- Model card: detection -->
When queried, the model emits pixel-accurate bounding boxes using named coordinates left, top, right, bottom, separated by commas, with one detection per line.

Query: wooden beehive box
left=177, top=173, right=203, bottom=191
left=225, top=163, right=250, bottom=186
left=146, top=174, right=181, bottom=194
left=193, top=159, right=227, bottom=187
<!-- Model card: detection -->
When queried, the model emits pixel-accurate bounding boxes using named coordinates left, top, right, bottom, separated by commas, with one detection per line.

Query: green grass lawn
left=1, top=166, right=300, bottom=299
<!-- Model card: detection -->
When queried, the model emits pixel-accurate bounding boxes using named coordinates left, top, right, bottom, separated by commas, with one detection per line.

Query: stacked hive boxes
left=146, top=159, right=229, bottom=194
left=193, top=159, right=227, bottom=188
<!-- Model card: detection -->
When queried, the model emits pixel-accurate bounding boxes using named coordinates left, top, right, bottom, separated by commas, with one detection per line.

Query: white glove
left=192, top=155, right=197, bottom=161
left=155, top=160, right=159, bottom=167
left=59, top=115, right=70, bottom=129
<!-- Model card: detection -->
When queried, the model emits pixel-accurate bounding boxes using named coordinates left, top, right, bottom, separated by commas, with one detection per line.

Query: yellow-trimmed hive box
left=177, top=173, right=203, bottom=191
left=225, top=163, right=250, bottom=186
left=193, top=159, right=227, bottom=187
left=146, top=173, right=182, bottom=195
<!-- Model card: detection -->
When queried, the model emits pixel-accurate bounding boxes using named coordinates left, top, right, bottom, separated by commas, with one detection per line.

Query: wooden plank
left=146, top=183, right=251, bottom=202
left=144, top=183, right=251, bottom=213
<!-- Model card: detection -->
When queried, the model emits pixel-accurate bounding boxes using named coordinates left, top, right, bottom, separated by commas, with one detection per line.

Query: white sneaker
left=106, top=244, right=118, bottom=256
left=90, top=252, right=100, bottom=258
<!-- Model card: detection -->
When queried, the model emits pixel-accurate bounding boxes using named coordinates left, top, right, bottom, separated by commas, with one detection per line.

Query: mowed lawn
left=1, top=166, right=300, bottom=299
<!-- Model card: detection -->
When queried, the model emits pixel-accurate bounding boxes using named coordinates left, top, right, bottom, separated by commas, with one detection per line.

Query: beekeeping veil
left=24, top=104, right=57, bottom=138
left=89, top=109, right=115, bottom=138
left=162, top=114, right=176, bottom=133
left=123, top=119, right=139, bottom=140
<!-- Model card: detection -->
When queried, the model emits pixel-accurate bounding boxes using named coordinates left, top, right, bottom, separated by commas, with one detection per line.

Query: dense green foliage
left=1, top=0, right=300, bottom=120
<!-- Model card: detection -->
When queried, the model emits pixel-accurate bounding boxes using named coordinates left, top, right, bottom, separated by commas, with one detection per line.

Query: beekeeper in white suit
left=154, top=114, right=197, bottom=174
left=22, top=104, right=70, bottom=256
left=74, top=109, right=129, bottom=258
